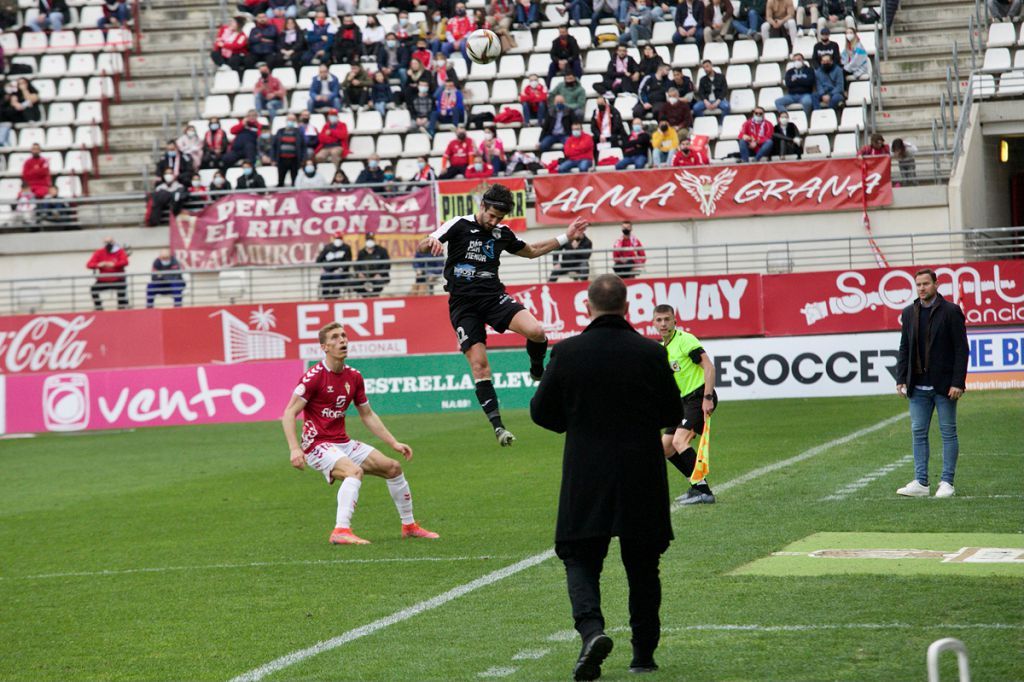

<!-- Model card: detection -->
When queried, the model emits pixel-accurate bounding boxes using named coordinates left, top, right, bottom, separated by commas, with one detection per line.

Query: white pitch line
left=230, top=412, right=906, bottom=682
left=1, top=556, right=509, bottom=582
left=511, top=649, right=550, bottom=661
left=820, top=454, right=913, bottom=501
left=477, top=666, right=517, bottom=678
left=545, top=630, right=577, bottom=642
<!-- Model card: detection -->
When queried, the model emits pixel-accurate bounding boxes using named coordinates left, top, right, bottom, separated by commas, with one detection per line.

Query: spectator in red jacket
left=314, top=108, right=350, bottom=164
left=253, top=62, right=287, bottom=120
left=22, top=143, right=51, bottom=199
left=87, top=236, right=130, bottom=310
left=440, top=126, right=474, bottom=179
left=859, top=132, right=890, bottom=157
left=211, top=16, right=248, bottom=73
left=519, top=73, right=548, bottom=126
left=737, top=107, right=774, bottom=162
left=612, top=221, right=646, bottom=279
left=442, top=2, right=473, bottom=57
left=672, top=137, right=709, bottom=166
left=202, top=117, right=230, bottom=168
left=464, top=154, right=494, bottom=178
left=557, top=122, right=593, bottom=173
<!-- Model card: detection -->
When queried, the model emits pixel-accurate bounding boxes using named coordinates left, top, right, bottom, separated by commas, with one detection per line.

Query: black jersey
left=430, top=213, right=527, bottom=297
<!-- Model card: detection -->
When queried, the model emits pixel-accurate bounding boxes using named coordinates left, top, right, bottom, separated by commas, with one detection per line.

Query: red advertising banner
left=532, top=157, right=892, bottom=225
left=436, top=177, right=528, bottom=232
left=169, top=186, right=437, bottom=269
left=762, top=260, right=1024, bottom=336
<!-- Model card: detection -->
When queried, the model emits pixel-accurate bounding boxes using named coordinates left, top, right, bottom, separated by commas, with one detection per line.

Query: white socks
left=336, top=477, right=362, bottom=529
left=386, top=473, right=415, bottom=525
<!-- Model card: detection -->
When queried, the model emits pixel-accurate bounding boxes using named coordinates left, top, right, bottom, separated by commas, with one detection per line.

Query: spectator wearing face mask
left=343, top=63, right=373, bottom=108
left=617, top=119, right=651, bottom=170
left=146, top=249, right=186, bottom=308
left=356, top=154, right=386, bottom=185
left=440, top=127, right=474, bottom=179
left=254, top=62, right=286, bottom=120
left=177, top=125, right=204, bottom=172
left=148, top=172, right=188, bottom=226
left=549, top=71, right=586, bottom=119
left=619, top=0, right=653, bottom=47
left=651, top=120, right=679, bottom=167
left=235, top=160, right=267, bottom=190
left=308, top=63, right=343, bottom=112
left=409, top=82, right=440, bottom=137
left=258, top=128, right=275, bottom=167
left=211, top=16, right=249, bottom=74
left=841, top=30, right=870, bottom=81
left=87, top=237, right=130, bottom=310
left=221, top=110, right=263, bottom=168
left=277, top=17, right=307, bottom=68
left=295, top=161, right=328, bottom=188
left=464, top=154, right=495, bottom=179
left=811, top=27, right=840, bottom=67
left=612, top=221, right=646, bottom=279
left=596, top=45, right=640, bottom=97
left=814, top=53, right=844, bottom=112
left=298, top=112, right=319, bottom=155
left=303, top=11, right=335, bottom=65
left=246, top=13, right=279, bottom=68
left=539, top=95, right=578, bottom=152
left=202, top=118, right=231, bottom=169
left=317, top=235, right=354, bottom=299
left=210, top=171, right=233, bottom=191
left=558, top=123, right=594, bottom=174
left=738, top=108, right=774, bottom=163
left=22, top=143, right=51, bottom=199
left=660, top=87, right=692, bottom=132
left=156, top=140, right=194, bottom=185
left=332, top=14, right=363, bottom=64
left=410, top=39, right=433, bottom=71
left=437, top=81, right=466, bottom=127
left=427, top=10, right=447, bottom=54
left=273, top=113, right=307, bottom=186
left=377, top=32, right=412, bottom=86
left=671, top=137, right=709, bottom=166
left=520, top=74, right=549, bottom=126
left=771, top=111, right=802, bottom=159
left=355, top=234, right=391, bottom=297
left=183, top=173, right=209, bottom=211
left=443, top=2, right=473, bottom=57
left=431, top=54, right=462, bottom=98
left=590, top=95, right=626, bottom=149
left=411, top=156, right=437, bottom=181
left=775, top=54, right=816, bottom=119
left=314, top=108, right=350, bottom=164
left=404, top=59, right=435, bottom=102
left=479, top=128, right=507, bottom=174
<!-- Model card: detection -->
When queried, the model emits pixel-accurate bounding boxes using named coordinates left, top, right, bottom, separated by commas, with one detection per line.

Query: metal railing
left=2, top=227, right=1021, bottom=316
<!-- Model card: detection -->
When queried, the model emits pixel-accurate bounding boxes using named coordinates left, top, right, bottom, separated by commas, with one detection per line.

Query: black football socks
left=475, top=379, right=504, bottom=430
left=668, top=447, right=697, bottom=477
left=526, top=338, right=548, bottom=375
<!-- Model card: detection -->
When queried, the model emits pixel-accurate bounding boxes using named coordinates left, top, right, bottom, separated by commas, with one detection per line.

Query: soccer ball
left=465, top=29, right=501, bottom=65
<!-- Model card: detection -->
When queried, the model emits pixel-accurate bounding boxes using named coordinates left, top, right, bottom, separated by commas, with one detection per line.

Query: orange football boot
left=330, top=528, right=371, bottom=545
left=401, top=523, right=440, bottom=539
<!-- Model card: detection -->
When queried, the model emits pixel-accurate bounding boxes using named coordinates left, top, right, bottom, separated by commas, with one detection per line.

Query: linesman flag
left=690, top=416, right=711, bottom=484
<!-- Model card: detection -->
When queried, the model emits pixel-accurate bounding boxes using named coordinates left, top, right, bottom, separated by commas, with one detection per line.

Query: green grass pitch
left=2, top=391, right=1022, bottom=681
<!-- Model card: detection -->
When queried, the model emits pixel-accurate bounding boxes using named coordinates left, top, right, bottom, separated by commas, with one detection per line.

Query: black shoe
left=573, top=633, right=614, bottom=681
left=628, top=661, right=659, bottom=673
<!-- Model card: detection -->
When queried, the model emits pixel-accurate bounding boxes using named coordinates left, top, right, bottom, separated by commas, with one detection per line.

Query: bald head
left=587, top=274, right=628, bottom=317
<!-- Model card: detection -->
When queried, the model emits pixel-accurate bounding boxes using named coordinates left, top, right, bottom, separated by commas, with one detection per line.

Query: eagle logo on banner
left=675, top=168, right=738, bottom=217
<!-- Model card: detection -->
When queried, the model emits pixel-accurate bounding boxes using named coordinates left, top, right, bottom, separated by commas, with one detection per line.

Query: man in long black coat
left=530, top=274, right=683, bottom=681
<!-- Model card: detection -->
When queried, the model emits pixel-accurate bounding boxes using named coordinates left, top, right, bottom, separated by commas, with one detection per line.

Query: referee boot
left=495, top=426, right=516, bottom=447
left=676, top=485, right=716, bottom=505
left=573, top=632, right=614, bottom=681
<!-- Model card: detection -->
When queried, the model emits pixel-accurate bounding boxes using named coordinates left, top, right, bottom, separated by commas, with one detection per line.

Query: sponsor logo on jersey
left=320, top=407, right=346, bottom=419
left=326, top=385, right=334, bottom=393
left=491, top=228, right=502, bottom=240
left=455, top=263, right=477, bottom=279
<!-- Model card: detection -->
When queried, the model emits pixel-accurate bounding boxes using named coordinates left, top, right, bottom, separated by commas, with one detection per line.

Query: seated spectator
left=156, top=139, right=194, bottom=183
left=488, top=0, right=514, bottom=40
left=762, top=0, right=797, bottom=43
left=177, top=125, right=203, bottom=171
left=146, top=250, right=186, bottom=308
left=774, top=54, right=815, bottom=119
left=549, top=70, right=586, bottom=119
left=22, top=144, right=51, bottom=199
left=651, top=119, right=678, bottom=166
left=355, top=234, right=391, bottom=297
left=595, top=44, right=640, bottom=97
left=246, top=13, right=279, bottom=68
left=317, top=236, right=354, bottom=299
left=558, top=122, right=594, bottom=173
left=661, top=87, right=693, bottom=131
left=210, top=171, right=232, bottom=191
left=443, top=3, right=473, bottom=57
left=668, top=67, right=695, bottom=102
left=87, top=237, right=129, bottom=310
left=842, top=30, right=870, bottom=81
left=817, top=0, right=855, bottom=34
left=327, top=0, right=355, bottom=17
left=211, top=16, right=248, bottom=73
left=303, top=12, right=335, bottom=65
left=671, top=136, right=709, bottom=166
left=771, top=111, right=802, bottom=158
left=411, top=156, right=437, bottom=181
left=479, top=128, right=507, bottom=174
left=617, top=119, right=651, bottom=170
left=99, top=0, right=129, bottom=30
left=738, top=107, right=773, bottom=162
left=370, top=70, right=393, bottom=117
left=202, top=118, right=230, bottom=168
left=465, top=154, right=495, bottom=178
left=362, top=15, right=386, bottom=53
left=635, top=63, right=671, bottom=120
left=619, top=0, right=654, bottom=47
left=392, top=10, right=418, bottom=46
left=273, top=113, right=306, bottom=185
left=315, top=108, right=350, bottom=163
left=859, top=132, right=889, bottom=156
left=221, top=110, right=262, bottom=168
left=548, top=234, right=593, bottom=282
left=547, top=25, right=583, bottom=85
left=411, top=249, right=444, bottom=295
left=332, top=169, right=350, bottom=185
left=343, top=63, right=372, bottom=108
left=355, top=154, right=386, bottom=184
left=796, top=0, right=819, bottom=33
left=28, top=0, right=68, bottom=31
left=377, top=32, right=412, bottom=86
left=811, top=26, right=840, bottom=67
left=298, top=111, right=318, bottom=153
left=254, top=62, right=286, bottom=120
left=296, top=161, right=328, bottom=188
left=637, top=44, right=665, bottom=76
left=733, top=0, right=764, bottom=38
left=238, top=0, right=268, bottom=16
left=514, top=0, right=540, bottom=28
left=333, top=15, right=363, bottom=64
left=520, top=74, right=549, bottom=125
left=14, top=184, right=35, bottom=227
left=426, top=10, right=447, bottom=54
left=440, top=126, right=474, bottom=178
left=184, top=173, right=207, bottom=209
left=409, top=81, right=440, bottom=136
left=432, top=54, right=462, bottom=97
left=268, top=0, right=296, bottom=20
left=236, top=160, right=267, bottom=189
left=436, top=80, right=466, bottom=126
left=703, top=0, right=734, bottom=44
left=672, top=0, right=704, bottom=49
left=539, top=96, right=577, bottom=152
left=405, top=58, right=436, bottom=103
left=148, top=172, right=188, bottom=226
left=308, top=63, right=343, bottom=112
left=37, top=185, right=72, bottom=227
left=891, top=138, right=918, bottom=184
left=277, top=17, right=306, bottom=68
left=506, top=149, right=542, bottom=174
left=410, top=39, right=433, bottom=71
left=814, top=53, right=844, bottom=112
left=7, top=78, right=40, bottom=123
left=591, top=95, right=626, bottom=149
left=267, top=5, right=285, bottom=30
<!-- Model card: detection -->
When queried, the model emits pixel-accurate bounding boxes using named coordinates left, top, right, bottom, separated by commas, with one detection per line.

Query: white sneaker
left=935, top=481, right=955, bottom=498
left=896, top=480, right=930, bottom=497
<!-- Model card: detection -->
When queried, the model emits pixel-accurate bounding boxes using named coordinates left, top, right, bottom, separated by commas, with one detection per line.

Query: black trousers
left=278, top=158, right=300, bottom=187
left=91, top=281, right=128, bottom=310
left=555, top=535, right=668, bottom=657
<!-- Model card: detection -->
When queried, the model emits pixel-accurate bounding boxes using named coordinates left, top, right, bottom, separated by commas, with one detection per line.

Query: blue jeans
left=615, top=2, right=631, bottom=22
left=909, top=388, right=959, bottom=485
left=539, top=133, right=567, bottom=152
left=558, top=158, right=592, bottom=173
left=515, top=3, right=539, bottom=24
left=692, top=99, right=730, bottom=118
left=775, top=93, right=814, bottom=118
left=671, top=27, right=703, bottom=50
left=256, top=93, right=283, bottom=119
left=818, top=93, right=845, bottom=110
left=146, top=281, right=185, bottom=308
left=615, top=154, right=647, bottom=169
left=308, top=95, right=342, bottom=112
left=373, top=100, right=388, bottom=116
left=567, top=0, right=591, bottom=23
left=522, top=101, right=548, bottom=125
left=619, top=24, right=652, bottom=45
left=732, top=9, right=762, bottom=35
left=739, top=139, right=773, bottom=162
left=652, top=149, right=673, bottom=166
left=29, top=11, right=64, bottom=31
left=97, top=3, right=130, bottom=28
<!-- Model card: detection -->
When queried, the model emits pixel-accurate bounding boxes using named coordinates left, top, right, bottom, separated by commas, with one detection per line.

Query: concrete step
left=138, top=30, right=206, bottom=53
left=893, top=4, right=980, bottom=24
left=109, top=101, right=197, bottom=126
left=873, top=107, right=946, bottom=129
left=89, top=175, right=150, bottom=195
left=143, top=7, right=216, bottom=23
left=117, top=76, right=205, bottom=102
left=883, top=31, right=966, bottom=50
left=74, top=199, right=147, bottom=227
left=881, top=54, right=975, bottom=77
left=900, top=0, right=977, bottom=7
left=883, top=40, right=974, bottom=60
left=141, top=15, right=212, bottom=32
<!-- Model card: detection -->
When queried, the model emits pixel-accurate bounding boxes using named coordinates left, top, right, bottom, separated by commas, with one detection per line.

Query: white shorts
left=305, top=440, right=375, bottom=484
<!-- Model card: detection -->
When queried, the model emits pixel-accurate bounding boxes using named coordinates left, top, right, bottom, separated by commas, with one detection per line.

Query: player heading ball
left=418, top=184, right=589, bottom=447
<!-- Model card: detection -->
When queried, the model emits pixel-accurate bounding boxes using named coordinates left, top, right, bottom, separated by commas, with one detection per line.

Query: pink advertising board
left=2, top=359, right=303, bottom=434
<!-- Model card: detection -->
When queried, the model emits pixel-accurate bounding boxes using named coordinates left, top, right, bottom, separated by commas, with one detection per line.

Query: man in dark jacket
left=246, top=12, right=279, bottom=68
left=774, top=53, right=816, bottom=119
left=633, top=63, right=670, bottom=120
left=273, top=113, right=307, bottom=186
left=546, top=25, right=582, bottom=85
left=595, top=44, right=640, bottom=96
left=692, top=59, right=730, bottom=118
left=672, top=0, right=705, bottom=49
left=895, top=268, right=969, bottom=499
left=616, top=118, right=651, bottom=169
left=235, top=160, right=267, bottom=189
left=354, top=234, right=391, bottom=297
left=316, top=235, right=353, bottom=299
left=547, top=234, right=593, bottom=282
left=539, top=96, right=579, bottom=152
left=531, top=274, right=683, bottom=681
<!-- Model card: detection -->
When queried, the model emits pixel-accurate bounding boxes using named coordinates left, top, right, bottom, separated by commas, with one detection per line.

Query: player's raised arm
left=356, top=402, right=413, bottom=460
left=515, top=216, right=590, bottom=259
left=282, top=393, right=307, bottom=469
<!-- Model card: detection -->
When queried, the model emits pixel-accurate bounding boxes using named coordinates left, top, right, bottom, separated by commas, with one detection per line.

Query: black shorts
left=449, top=292, right=526, bottom=353
left=664, top=387, right=718, bottom=437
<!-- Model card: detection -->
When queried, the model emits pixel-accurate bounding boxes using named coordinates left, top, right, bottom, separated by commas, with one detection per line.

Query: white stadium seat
left=56, top=78, right=86, bottom=102
left=831, top=133, right=858, bottom=157
left=731, top=40, right=759, bottom=64
left=725, top=64, right=752, bottom=88
left=38, top=55, right=67, bottom=78
left=702, top=41, right=730, bottom=66
left=203, top=95, right=232, bottom=118
left=347, top=135, right=375, bottom=160
left=729, top=88, right=756, bottom=114
left=838, top=106, right=865, bottom=132
left=46, top=102, right=75, bottom=125
left=692, top=116, right=720, bottom=140
left=713, top=139, right=739, bottom=162
left=719, top=114, right=745, bottom=141
left=753, top=62, right=782, bottom=87
left=67, top=53, right=97, bottom=77
left=988, top=22, right=1017, bottom=48
left=802, top=134, right=831, bottom=159
left=491, top=79, right=520, bottom=104
left=998, top=70, right=1024, bottom=96
left=808, top=108, right=838, bottom=134
left=983, top=48, right=1012, bottom=74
